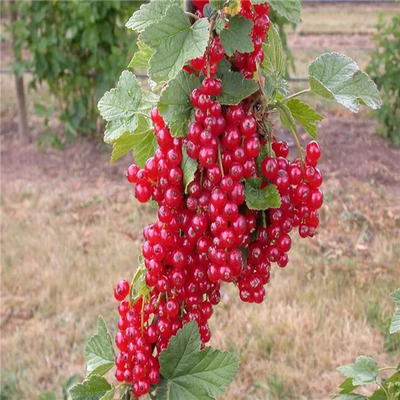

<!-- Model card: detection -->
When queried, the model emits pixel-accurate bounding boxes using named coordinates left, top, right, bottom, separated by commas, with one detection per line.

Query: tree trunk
left=9, top=0, right=31, bottom=143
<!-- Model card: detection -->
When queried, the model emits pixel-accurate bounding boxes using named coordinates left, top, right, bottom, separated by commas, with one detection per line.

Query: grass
left=300, top=5, right=399, bottom=35
left=1, top=164, right=399, bottom=399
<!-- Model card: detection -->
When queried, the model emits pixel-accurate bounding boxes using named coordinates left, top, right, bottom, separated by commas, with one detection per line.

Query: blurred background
left=1, top=1, right=399, bottom=399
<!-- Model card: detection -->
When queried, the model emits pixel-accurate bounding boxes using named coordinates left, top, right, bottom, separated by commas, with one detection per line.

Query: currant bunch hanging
left=87, top=0, right=382, bottom=397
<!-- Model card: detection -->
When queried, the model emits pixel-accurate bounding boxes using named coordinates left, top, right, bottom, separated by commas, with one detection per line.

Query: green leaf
left=158, top=70, right=200, bottom=137
left=159, top=322, right=239, bottom=400
left=339, top=377, right=359, bottom=394
left=338, top=395, right=367, bottom=400
left=110, top=133, right=136, bottom=164
left=125, top=0, right=181, bottom=33
left=85, top=317, right=115, bottom=377
left=286, top=99, right=323, bottom=139
left=203, top=4, right=216, bottom=18
left=108, top=90, right=157, bottom=164
left=337, top=356, right=379, bottom=386
left=215, top=18, right=227, bottom=35
left=131, top=116, right=157, bottom=169
left=128, top=41, right=155, bottom=70
left=308, top=52, right=382, bottom=113
left=390, top=288, right=400, bottom=307
left=210, top=0, right=227, bottom=10
left=69, top=375, right=112, bottom=400
left=261, top=70, right=288, bottom=98
left=220, top=16, right=254, bottom=57
left=98, top=71, right=142, bottom=144
left=63, top=374, right=80, bottom=399
left=370, top=372, right=400, bottom=400
left=217, top=71, right=258, bottom=105
left=99, top=388, right=115, bottom=400
left=141, top=6, right=209, bottom=83
left=130, top=255, right=151, bottom=301
left=268, top=0, right=302, bottom=24
left=262, top=26, right=285, bottom=76
left=181, top=145, right=198, bottom=194
left=390, top=310, right=400, bottom=334
left=244, top=180, right=281, bottom=210
left=275, top=101, right=297, bottom=134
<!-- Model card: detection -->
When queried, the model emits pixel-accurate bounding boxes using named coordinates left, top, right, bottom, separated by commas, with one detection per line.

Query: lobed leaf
left=217, top=71, right=258, bottom=105
left=158, top=322, right=239, bottom=400
left=286, top=98, right=323, bottom=139
left=337, top=356, right=379, bottom=386
left=390, top=310, right=400, bottom=334
left=85, top=317, right=115, bottom=377
left=98, top=71, right=142, bottom=144
left=268, top=0, right=302, bottom=24
left=244, top=179, right=281, bottom=210
left=262, top=26, right=285, bottom=76
left=390, top=288, right=400, bottom=307
left=158, top=70, right=200, bottom=137
left=128, top=41, right=155, bottom=70
left=181, top=145, right=198, bottom=194
left=130, top=116, right=157, bottom=169
left=125, top=0, right=181, bottom=33
left=308, top=52, right=382, bottom=113
left=220, top=16, right=254, bottom=57
left=141, top=6, right=209, bottom=83
left=69, top=375, right=112, bottom=400
left=275, top=101, right=297, bottom=134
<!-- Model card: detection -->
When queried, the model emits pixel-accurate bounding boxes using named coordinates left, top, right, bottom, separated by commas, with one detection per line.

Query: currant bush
left=112, top=2, right=324, bottom=395
left=73, top=1, right=381, bottom=398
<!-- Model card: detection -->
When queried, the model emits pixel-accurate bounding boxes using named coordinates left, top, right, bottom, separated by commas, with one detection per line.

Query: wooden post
left=9, top=0, right=31, bottom=143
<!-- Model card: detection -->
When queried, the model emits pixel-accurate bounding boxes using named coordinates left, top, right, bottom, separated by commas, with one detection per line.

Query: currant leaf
left=69, top=375, right=112, bottom=400
left=337, top=356, right=380, bottom=386
left=220, top=16, right=254, bottom=57
left=245, top=180, right=281, bottom=210
left=125, top=0, right=181, bottom=33
left=309, top=52, right=382, bottom=113
left=268, top=0, right=302, bottom=24
left=275, top=101, right=297, bottom=134
left=262, top=25, right=285, bottom=77
left=286, top=99, right=323, bottom=139
left=141, top=6, right=209, bottom=83
left=181, top=145, right=198, bottom=194
left=128, top=41, right=155, bottom=70
left=158, top=70, right=200, bottom=137
left=217, top=71, right=258, bottom=105
left=158, top=322, right=239, bottom=400
left=98, top=71, right=142, bottom=144
left=85, top=317, right=115, bottom=377
left=130, top=116, right=157, bottom=168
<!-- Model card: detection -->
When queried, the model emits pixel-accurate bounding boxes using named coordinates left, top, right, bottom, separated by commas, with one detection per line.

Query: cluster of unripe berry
left=113, top=1, right=323, bottom=396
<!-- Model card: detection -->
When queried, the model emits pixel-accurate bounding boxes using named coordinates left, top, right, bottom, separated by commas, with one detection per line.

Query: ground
left=1, top=3, right=399, bottom=400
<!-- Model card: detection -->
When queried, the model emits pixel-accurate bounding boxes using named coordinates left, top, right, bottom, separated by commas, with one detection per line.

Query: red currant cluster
left=113, top=1, right=323, bottom=396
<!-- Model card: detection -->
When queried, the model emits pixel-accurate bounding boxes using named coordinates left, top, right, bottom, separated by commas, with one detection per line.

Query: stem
left=206, top=15, right=217, bottom=78
left=379, top=366, right=397, bottom=372
left=292, top=129, right=304, bottom=165
left=377, top=381, right=390, bottom=399
left=140, top=296, right=145, bottom=336
left=284, top=88, right=311, bottom=102
left=137, top=111, right=150, bottom=120
left=217, top=144, right=225, bottom=178
left=184, top=11, right=199, bottom=20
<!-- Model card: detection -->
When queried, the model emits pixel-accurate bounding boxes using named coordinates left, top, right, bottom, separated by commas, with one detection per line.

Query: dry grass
left=1, top=165, right=399, bottom=399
